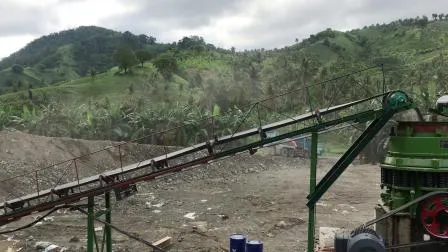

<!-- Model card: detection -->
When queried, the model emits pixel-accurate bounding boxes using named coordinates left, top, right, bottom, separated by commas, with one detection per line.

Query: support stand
left=307, top=131, right=318, bottom=252
left=86, top=191, right=113, bottom=252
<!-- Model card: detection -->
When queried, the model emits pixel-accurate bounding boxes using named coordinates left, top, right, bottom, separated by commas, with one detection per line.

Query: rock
left=26, top=236, right=34, bottom=241
left=248, top=168, right=260, bottom=173
left=184, top=212, right=196, bottom=220
left=69, top=236, right=80, bottom=243
left=44, top=244, right=59, bottom=252
left=35, top=241, right=53, bottom=249
left=266, top=232, right=275, bottom=238
left=152, top=202, right=164, bottom=208
left=276, top=220, right=287, bottom=229
left=316, top=202, right=328, bottom=207
left=318, top=227, right=342, bottom=249
left=192, top=222, right=208, bottom=233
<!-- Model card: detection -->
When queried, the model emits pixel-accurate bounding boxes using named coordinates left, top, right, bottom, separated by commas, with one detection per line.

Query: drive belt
left=354, top=191, right=448, bottom=250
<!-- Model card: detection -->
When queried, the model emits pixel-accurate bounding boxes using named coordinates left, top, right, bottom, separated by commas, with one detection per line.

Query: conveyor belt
left=0, top=91, right=410, bottom=225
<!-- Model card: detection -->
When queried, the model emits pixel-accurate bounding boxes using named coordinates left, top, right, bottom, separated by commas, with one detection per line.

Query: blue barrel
left=246, top=240, right=263, bottom=252
left=229, top=234, right=246, bottom=252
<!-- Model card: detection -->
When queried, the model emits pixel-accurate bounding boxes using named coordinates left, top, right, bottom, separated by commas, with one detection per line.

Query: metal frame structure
left=85, top=192, right=113, bottom=252
left=0, top=90, right=414, bottom=251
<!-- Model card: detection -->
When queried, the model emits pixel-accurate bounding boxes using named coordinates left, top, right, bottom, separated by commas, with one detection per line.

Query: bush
left=11, top=64, right=24, bottom=74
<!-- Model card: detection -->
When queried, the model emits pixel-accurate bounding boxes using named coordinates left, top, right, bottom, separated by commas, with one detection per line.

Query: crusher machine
left=334, top=96, right=448, bottom=252
left=376, top=95, right=448, bottom=251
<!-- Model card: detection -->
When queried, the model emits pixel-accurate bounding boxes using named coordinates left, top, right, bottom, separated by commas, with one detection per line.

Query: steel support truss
left=86, top=192, right=112, bottom=252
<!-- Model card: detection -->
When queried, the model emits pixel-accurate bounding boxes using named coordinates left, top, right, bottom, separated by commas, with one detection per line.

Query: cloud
left=0, top=0, right=446, bottom=58
left=100, top=0, right=247, bottom=45
left=105, top=0, right=244, bottom=29
left=0, top=35, right=36, bottom=60
left=100, top=0, right=447, bottom=50
left=0, top=0, right=60, bottom=37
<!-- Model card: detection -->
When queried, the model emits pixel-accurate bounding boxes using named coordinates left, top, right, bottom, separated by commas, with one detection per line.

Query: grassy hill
left=0, top=26, right=166, bottom=91
left=0, top=14, right=448, bottom=150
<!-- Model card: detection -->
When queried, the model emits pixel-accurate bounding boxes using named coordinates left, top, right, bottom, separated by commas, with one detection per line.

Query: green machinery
left=374, top=95, right=448, bottom=252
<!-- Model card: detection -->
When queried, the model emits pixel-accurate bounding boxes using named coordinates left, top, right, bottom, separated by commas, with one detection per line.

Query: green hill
left=0, top=26, right=164, bottom=90
left=0, top=14, right=448, bottom=147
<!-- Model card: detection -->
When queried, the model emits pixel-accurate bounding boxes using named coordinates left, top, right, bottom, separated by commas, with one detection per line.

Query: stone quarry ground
left=0, top=130, right=381, bottom=252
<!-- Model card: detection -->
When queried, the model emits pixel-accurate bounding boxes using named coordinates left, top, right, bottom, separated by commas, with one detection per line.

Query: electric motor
left=334, top=228, right=385, bottom=252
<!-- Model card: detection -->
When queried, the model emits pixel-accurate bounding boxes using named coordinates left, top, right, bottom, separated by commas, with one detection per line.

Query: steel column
left=105, top=191, right=112, bottom=252
left=307, top=131, right=318, bottom=252
left=87, top=196, right=95, bottom=252
left=307, top=111, right=395, bottom=207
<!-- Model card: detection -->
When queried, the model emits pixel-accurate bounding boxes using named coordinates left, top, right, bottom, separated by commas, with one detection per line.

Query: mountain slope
left=1, top=16, right=448, bottom=145
left=0, top=26, right=160, bottom=90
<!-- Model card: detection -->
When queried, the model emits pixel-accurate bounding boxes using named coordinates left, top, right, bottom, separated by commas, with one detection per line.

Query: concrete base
left=318, top=227, right=342, bottom=249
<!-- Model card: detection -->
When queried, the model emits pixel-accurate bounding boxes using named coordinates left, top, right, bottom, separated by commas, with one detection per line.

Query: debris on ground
left=0, top=130, right=382, bottom=251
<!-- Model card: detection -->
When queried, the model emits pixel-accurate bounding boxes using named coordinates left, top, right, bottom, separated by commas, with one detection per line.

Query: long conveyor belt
left=0, top=90, right=414, bottom=225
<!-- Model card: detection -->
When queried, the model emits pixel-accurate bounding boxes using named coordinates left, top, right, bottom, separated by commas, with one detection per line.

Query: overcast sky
left=0, top=0, right=445, bottom=59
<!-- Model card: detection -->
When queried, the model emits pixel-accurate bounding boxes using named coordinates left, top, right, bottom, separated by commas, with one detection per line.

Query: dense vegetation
left=0, top=14, right=448, bottom=157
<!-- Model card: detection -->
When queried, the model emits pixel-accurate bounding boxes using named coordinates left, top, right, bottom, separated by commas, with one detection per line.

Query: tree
left=433, top=13, right=438, bottom=20
left=114, top=45, right=137, bottom=73
left=138, top=34, right=150, bottom=45
left=148, top=36, right=156, bottom=44
left=135, top=50, right=154, bottom=67
left=177, top=36, right=205, bottom=50
left=439, top=13, right=445, bottom=21
left=121, top=31, right=140, bottom=49
left=152, top=52, right=179, bottom=80
left=11, top=64, right=24, bottom=74
left=417, top=15, right=429, bottom=28
left=89, top=68, right=96, bottom=79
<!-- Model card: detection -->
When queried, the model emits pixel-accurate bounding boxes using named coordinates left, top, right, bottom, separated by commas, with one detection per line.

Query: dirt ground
left=0, top=130, right=382, bottom=252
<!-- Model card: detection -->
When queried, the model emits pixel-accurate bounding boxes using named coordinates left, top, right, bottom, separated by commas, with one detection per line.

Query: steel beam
left=105, top=191, right=112, bottom=252
left=307, top=131, right=318, bottom=252
left=87, top=196, right=95, bottom=252
left=307, top=111, right=395, bottom=207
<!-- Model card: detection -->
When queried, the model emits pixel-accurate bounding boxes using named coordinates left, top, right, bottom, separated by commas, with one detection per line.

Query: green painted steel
left=307, top=132, right=318, bottom=252
left=105, top=191, right=112, bottom=252
left=383, top=90, right=411, bottom=111
left=87, top=196, right=95, bottom=252
left=86, top=193, right=113, bottom=252
left=307, top=90, right=414, bottom=207
left=380, top=121, right=448, bottom=215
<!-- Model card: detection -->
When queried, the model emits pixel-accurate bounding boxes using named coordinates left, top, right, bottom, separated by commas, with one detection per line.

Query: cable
left=0, top=203, right=166, bottom=252
left=71, top=205, right=167, bottom=252
left=0, top=205, right=79, bottom=234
